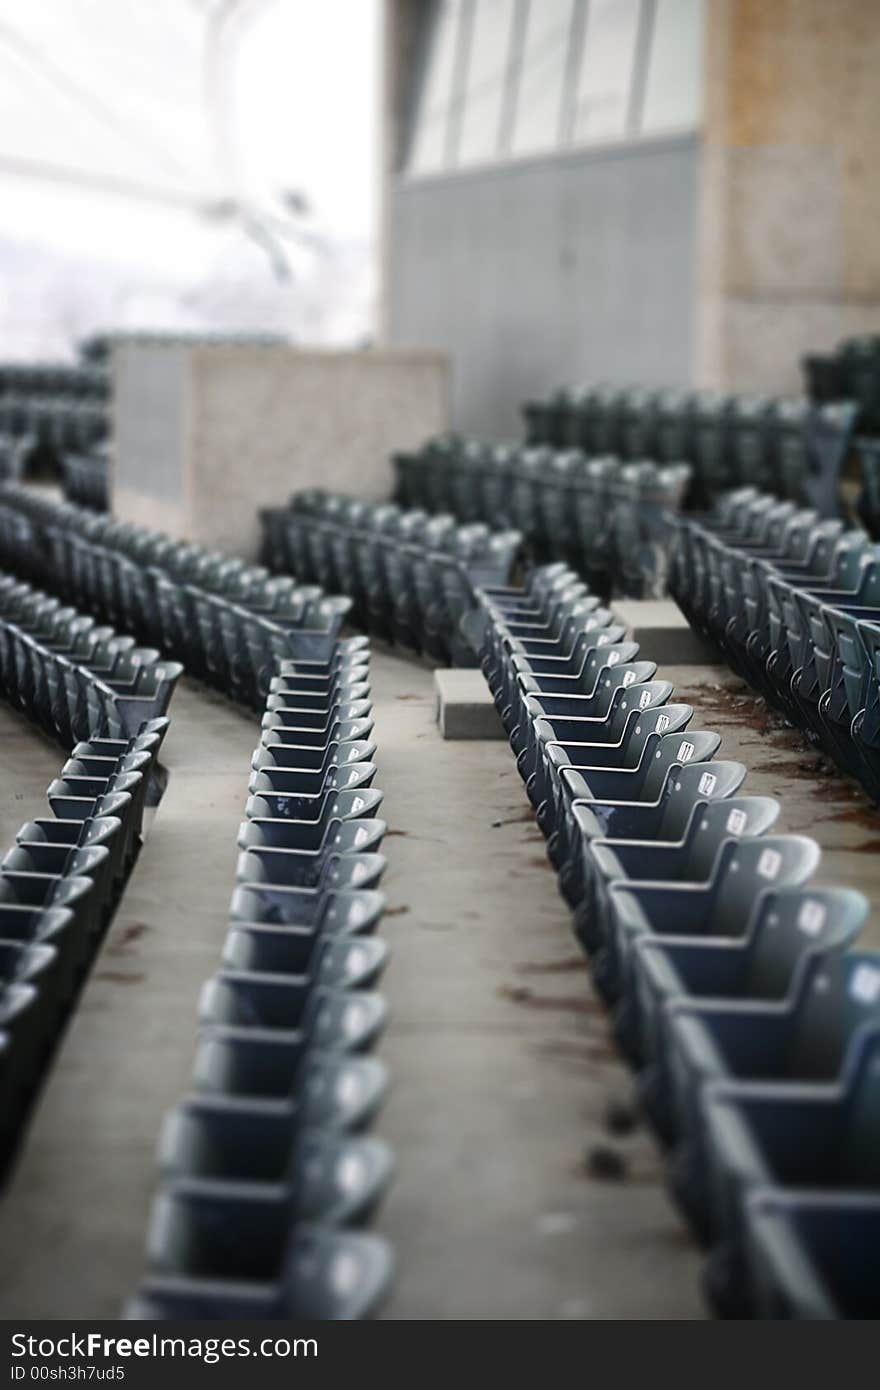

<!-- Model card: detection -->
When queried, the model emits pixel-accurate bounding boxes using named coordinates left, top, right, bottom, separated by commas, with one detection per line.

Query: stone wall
left=697, top=0, right=880, bottom=391
left=112, top=342, right=450, bottom=556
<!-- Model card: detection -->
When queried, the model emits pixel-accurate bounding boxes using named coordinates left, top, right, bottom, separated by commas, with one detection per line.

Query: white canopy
left=0, top=0, right=379, bottom=356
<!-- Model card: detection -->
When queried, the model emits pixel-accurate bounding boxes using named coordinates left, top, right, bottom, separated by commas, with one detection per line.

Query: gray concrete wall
left=112, top=343, right=451, bottom=557
left=112, top=341, right=190, bottom=538
left=388, top=134, right=700, bottom=439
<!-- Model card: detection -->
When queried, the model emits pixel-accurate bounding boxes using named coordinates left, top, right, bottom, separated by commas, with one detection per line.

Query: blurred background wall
left=0, top=0, right=382, bottom=356
left=384, top=0, right=880, bottom=436
left=1, top=1, right=878, bottom=442
left=697, top=0, right=880, bottom=392
left=386, top=0, right=704, bottom=436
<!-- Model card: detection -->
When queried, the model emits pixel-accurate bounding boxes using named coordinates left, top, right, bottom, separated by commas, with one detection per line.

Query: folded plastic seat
left=700, top=1009, right=878, bottom=1315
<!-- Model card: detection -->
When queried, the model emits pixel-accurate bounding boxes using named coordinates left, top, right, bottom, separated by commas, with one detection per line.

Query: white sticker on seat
left=757, top=848, right=782, bottom=880
left=725, top=808, right=747, bottom=835
left=851, top=964, right=880, bottom=1004
left=698, top=772, right=717, bottom=795
left=677, top=741, right=695, bottom=762
left=797, top=899, right=826, bottom=936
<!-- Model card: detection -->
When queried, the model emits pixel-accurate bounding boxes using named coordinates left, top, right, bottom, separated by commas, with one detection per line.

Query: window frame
left=400, top=0, right=704, bottom=181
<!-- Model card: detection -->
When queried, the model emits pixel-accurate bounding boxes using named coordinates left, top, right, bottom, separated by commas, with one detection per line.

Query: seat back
left=745, top=1190, right=880, bottom=1318
left=743, top=886, right=868, bottom=998
left=842, top=1028, right=880, bottom=1184
left=683, top=795, right=780, bottom=879
left=622, top=702, right=694, bottom=765
left=789, top=951, right=880, bottom=1078
left=712, top=836, right=821, bottom=935
left=639, top=729, right=723, bottom=801
left=654, top=760, right=748, bottom=839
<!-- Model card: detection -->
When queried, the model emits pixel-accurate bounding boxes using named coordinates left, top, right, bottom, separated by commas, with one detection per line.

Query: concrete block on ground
left=434, top=669, right=504, bottom=739
left=112, top=340, right=451, bottom=557
left=612, top=599, right=723, bottom=666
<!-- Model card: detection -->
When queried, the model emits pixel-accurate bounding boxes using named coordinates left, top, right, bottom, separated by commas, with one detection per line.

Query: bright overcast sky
left=0, top=0, right=381, bottom=278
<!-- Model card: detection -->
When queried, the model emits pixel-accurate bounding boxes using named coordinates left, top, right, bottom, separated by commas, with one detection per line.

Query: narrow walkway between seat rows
left=370, top=649, right=703, bottom=1320
left=0, top=680, right=258, bottom=1318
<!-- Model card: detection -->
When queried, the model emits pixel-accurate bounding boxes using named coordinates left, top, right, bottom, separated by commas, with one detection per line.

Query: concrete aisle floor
left=0, top=701, right=68, bottom=848
left=0, top=680, right=258, bottom=1318
left=369, top=651, right=704, bottom=1320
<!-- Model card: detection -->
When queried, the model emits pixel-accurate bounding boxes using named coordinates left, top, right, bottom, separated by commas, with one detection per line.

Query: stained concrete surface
left=0, top=647, right=877, bottom=1318
left=663, top=664, right=880, bottom=949
left=0, top=679, right=259, bottom=1318
left=369, top=653, right=704, bottom=1319
left=0, top=701, right=67, bottom=850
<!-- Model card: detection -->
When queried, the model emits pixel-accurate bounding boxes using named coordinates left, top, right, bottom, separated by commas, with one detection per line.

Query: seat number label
left=757, top=848, right=782, bottom=880
left=797, top=899, right=826, bottom=936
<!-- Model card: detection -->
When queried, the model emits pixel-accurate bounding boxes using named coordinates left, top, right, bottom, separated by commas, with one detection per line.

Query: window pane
left=641, top=0, right=704, bottom=134
left=573, top=0, right=641, bottom=144
left=409, top=0, right=464, bottom=173
left=458, top=0, right=516, bottom=166
left=510, top=0, right=574, bottom=158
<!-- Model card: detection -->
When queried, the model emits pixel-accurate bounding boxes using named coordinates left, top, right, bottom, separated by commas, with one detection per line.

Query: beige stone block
left=697, top=0, right=880, bottom=384
left=112, top=342, right=451, bottom=557
left=724, top=144, right=843, bottom=297
left=612, top=599, right=721, bottom=667
left=434, top=668, right=504, bottom=739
